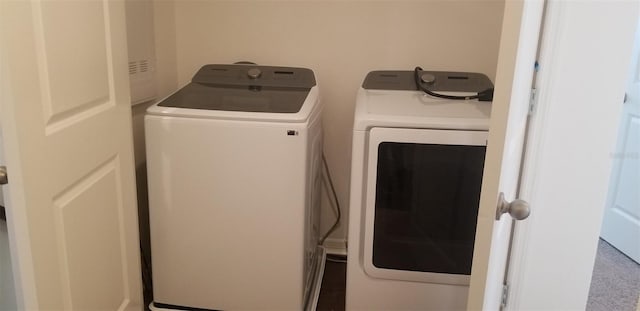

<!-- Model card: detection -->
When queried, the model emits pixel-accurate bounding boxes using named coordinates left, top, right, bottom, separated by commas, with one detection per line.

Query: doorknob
left=0, top=166, right=7, bottom=185
left=495, top=192, right=530, bottom=220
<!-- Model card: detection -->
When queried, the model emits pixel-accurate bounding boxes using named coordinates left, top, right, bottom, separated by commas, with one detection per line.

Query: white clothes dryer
left=145, top=64, right=323, bottom=310
left=346, top=70, right=493, bottom=310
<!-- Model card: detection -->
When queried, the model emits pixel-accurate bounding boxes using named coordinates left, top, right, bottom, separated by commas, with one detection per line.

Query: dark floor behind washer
left=144, top=256, right=347, bottom=311
left=317, top=257, right=347, bottom=311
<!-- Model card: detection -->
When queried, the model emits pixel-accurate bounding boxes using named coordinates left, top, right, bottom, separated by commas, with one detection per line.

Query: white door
left=601, top=17, right=640, bottom=264
left=466, top=1, right=544, bottom=310
left=0, top=1, right=143, bottom=310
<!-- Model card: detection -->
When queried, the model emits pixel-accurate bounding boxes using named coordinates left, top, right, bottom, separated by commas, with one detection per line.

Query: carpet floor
left=587, top=239, right=640, bottom=311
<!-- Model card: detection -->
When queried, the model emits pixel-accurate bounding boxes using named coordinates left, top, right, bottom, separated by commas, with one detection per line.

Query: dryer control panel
left=363, top=70, right=493, bottom=93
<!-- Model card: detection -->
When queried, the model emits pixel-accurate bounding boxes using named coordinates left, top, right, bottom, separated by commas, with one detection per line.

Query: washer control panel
left=191, top=64, right=316, bottom=89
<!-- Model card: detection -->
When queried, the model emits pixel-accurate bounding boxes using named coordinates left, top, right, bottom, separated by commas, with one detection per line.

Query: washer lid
left=158, top=64, right=316, bottom=113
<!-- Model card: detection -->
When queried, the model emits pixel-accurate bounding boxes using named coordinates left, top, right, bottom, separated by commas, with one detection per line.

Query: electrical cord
left=319, top=153, right=341, bottom=246
left=326, top=254, right=347, bottom=264
left=414, top=66, right=494, bottom=101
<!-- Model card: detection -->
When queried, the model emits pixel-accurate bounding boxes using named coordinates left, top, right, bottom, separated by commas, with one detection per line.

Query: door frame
left=0, top=46, right=39, bottom=311
left=505, top=1, right=639, bottom=310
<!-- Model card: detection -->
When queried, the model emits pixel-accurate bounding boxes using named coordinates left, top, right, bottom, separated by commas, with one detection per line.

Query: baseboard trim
left=322, top=238, right=347, bottom=256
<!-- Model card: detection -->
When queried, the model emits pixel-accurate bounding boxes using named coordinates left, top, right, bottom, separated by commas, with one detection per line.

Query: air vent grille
left=139, top=60, right=149, bottom=72
left=128, top=61, right=137, bottom=75
left=128, top=59, right=153, bottom=75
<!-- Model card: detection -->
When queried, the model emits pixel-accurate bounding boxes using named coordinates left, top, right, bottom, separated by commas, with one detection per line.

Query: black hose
left=414, top=67, right=494, bottom=101
left=319, top=154, right=341, bottom=246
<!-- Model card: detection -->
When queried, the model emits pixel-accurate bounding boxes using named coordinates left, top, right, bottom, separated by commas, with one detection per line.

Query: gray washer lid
left=158, top=64, right=316, bottom=113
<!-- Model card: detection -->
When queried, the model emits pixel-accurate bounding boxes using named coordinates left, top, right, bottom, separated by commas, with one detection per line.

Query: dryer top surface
left=354, top=88, right=492, bottom=131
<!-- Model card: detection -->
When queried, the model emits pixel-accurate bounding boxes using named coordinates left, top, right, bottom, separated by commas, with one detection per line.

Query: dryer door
left=363, top=127, right=487, bottom=285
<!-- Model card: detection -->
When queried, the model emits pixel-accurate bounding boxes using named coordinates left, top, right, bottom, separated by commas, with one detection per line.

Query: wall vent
left=128, top=60, right=153, bottom=76
left=127, top=58, right=156, bottom=105
left=125, top=0, right=157, bottom=105
left=129, top=61, right=137, bottom=75
left=139, top=60, right=149, bottom=73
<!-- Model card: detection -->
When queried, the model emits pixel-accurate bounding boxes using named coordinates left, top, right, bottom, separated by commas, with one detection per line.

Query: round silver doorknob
left=508, top=199, right=531, bottom=220
left=495, top=192, right=531, bottom=220
left=0, top=166, right=7, bottom=185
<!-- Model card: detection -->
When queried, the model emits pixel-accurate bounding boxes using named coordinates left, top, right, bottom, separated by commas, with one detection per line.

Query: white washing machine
left=145, top=64, right=324, bottom=310
left=346, top=70, right=493, bottom=310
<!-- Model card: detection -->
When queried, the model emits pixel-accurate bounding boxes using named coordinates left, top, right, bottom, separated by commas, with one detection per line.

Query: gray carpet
left=587, top=239, right=640, bottom=311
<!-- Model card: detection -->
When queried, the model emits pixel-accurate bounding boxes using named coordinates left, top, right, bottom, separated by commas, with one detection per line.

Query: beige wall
left=153, top=0, right=179, bottom=100
left=129, top=0, right=178, bottom=168
left=131, top=0, right=179, bottom=165
left=156, top=0, right=505, bottom=246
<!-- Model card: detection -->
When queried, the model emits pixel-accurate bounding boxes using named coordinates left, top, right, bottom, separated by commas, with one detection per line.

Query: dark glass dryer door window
left=362, top=127, right=488, bottom=285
